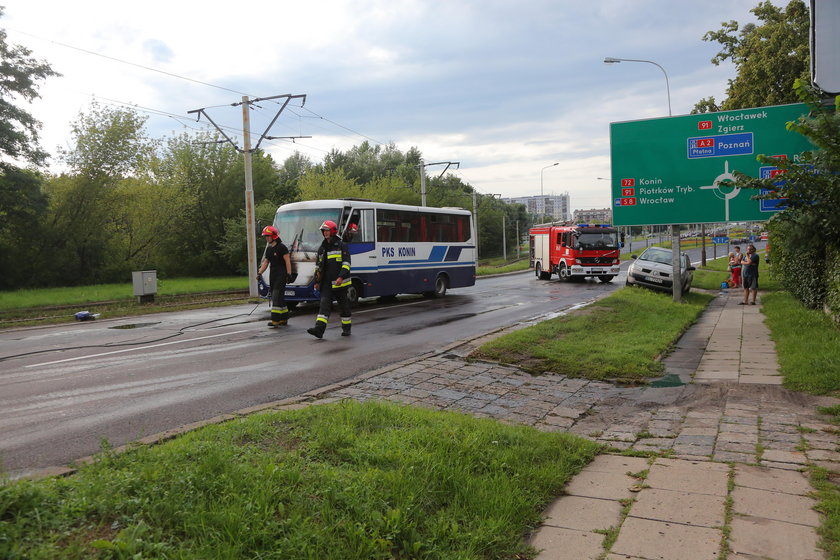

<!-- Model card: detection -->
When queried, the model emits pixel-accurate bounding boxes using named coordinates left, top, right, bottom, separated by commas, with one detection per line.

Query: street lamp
left=540, top=162, right=559, bottom=197
left=604, top=57, right=672, bottom=117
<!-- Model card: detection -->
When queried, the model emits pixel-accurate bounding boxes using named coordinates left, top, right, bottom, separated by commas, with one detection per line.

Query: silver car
left=625, top=246, right=695, bottom=294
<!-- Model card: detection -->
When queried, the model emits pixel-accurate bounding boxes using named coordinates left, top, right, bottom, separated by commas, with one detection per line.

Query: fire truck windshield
left=576, top=232, right=619, bottom=250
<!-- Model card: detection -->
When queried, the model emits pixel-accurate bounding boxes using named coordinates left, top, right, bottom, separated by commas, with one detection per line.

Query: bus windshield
left=274, top=208, right=341, bottom=254
left=576, top=231, right=619, bottom=250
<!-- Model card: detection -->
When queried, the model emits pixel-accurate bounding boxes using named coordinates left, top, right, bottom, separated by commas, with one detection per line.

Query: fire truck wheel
left=558, top=263, right=570, bottom=281
left=598, top=275, right=615, bottom=283
left=535, top=263, right=551, bottom=280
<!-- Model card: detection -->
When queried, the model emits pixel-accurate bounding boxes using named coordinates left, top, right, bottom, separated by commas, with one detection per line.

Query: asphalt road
left=0, top=269, right=627, bottom=479
left=0, top=240, right=765, bottom=479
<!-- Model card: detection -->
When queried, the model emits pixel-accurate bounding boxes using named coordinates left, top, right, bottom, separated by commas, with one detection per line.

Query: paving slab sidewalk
left=306, top=290, right=839, bottom=559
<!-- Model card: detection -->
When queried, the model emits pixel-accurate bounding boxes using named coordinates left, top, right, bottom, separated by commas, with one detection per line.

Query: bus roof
left=276, top=199, right=472, bottom=216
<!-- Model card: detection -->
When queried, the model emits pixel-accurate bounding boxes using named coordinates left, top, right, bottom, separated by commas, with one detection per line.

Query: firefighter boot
left=306, top=317, right=327, bottom=339
left=340, top=316, right=351, bottom=337
left=268, top=306, right=289, bottom=328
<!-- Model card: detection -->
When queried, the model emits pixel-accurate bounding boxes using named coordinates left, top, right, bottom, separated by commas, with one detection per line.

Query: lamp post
left=540, top=162, right=559, bottom=197
left=540, top=162, right=558, bottom=222
left=604, top=57, right=672, bottom=117
left=606, top=56, right=681, bottom=301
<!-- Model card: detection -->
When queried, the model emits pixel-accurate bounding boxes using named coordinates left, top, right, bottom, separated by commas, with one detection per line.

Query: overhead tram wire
left=9, top=27, right=398, bottom=158
left=6, top=27, right=256, bottom=98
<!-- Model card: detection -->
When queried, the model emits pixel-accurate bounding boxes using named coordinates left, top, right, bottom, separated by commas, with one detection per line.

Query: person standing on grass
left=739, top=244, right=759, bottom=305
left=257, top=226, right=292, bottom=327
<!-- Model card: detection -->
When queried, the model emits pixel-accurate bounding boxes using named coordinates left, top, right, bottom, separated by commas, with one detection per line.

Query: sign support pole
left=671, top=224, right=681, bottom=302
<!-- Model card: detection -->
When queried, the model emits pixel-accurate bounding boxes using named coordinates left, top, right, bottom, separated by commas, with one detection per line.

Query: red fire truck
left=529, top=223, right=622, bottom=282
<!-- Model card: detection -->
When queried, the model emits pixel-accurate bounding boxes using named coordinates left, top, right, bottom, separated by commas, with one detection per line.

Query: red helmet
left=261, top=225, right=279, bottom=240
left=319, top=220, right=338, bottom=235
left=348, top=223, right=358, bottom=233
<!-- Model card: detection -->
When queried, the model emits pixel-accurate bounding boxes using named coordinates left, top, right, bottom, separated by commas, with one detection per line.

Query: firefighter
left=307, top=220, right=352, bottom=338
left=257, top=226, right=292, bottom=328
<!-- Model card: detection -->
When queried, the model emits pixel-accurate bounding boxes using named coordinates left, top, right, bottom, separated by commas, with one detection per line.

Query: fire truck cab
left=530, top=223, right=622, bottom=282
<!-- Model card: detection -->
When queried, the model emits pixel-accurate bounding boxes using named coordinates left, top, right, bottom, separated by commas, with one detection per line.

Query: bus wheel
left=424, top=274, right=448, bottom=298
left=598, top=275, right=615, bottom=283
left=346, top=282, right=361, bottom=306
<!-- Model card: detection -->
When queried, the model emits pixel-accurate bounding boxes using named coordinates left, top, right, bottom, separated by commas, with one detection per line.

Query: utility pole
left=416, top=160, right=460, bottom=207
left=241, top=96, right=257, bottom=297
left=419, top=158, right=427, bottom=206
left=188, top=93, right=307, bottom=297
left=502, top=214, right=507, bottom=262
left=473, top=189, right=479, bottom=258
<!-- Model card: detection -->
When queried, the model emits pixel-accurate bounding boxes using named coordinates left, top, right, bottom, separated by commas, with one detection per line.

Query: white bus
left=268, top=199, right=476, bottom=308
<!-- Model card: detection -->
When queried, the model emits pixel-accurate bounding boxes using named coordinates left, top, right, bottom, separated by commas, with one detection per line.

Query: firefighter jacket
left=315, top=235, right=351, bottom=289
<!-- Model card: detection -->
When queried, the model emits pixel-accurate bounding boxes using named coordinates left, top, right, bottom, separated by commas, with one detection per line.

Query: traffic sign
left=609, top=103, right=813, bottom=226
left=712, top=236, right=729, bottom=244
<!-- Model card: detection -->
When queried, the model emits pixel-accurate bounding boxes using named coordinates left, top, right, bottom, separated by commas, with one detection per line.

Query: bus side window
left=358, top=209, right=374, bottom=242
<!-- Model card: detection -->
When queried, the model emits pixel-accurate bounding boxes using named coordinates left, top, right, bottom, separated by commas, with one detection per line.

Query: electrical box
left=132, top=270, right=157, bottom=303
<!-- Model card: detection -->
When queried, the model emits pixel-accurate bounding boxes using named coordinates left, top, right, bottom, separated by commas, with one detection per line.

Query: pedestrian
left=307, top=220, right=352, bottom=338
left=739, top=244, right=759, bottom=305
left=731, top=245, right=743, bottom=287
left=257, top=226, right=292, bottom=327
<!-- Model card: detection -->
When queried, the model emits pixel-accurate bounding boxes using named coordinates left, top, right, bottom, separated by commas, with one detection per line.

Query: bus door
left=342, top=208, right=377, bottom=281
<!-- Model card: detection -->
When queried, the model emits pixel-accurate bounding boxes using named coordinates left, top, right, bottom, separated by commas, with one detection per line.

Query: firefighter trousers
left=315, top=283, right=351, bottom=333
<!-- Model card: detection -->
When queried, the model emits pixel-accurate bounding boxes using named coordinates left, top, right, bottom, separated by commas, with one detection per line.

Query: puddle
left=649, top=374, right=686, bottom=388
left=109, top=322, right=160, bottom=330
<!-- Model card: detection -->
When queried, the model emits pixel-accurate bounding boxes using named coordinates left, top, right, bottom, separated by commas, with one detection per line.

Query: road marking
left=26, top=330, right=250, bottom=368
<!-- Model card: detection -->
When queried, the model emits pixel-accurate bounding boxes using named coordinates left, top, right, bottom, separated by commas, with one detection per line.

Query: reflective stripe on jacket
left=316, top=236, right=351, bottom=288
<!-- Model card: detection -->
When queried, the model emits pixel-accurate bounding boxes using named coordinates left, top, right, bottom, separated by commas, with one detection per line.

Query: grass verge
left=761, top=291, right=840, bottom=395
left=691, top=248, right=778, bottom=291
left=811, top=466, right=840, bottom=560
left=0, top=277, right=249, bottom=311
left=476, top=259, right=531, bottom=276
left=0, top=400, right=599, bottom=560
left=470, top=287, right=713, bottom=382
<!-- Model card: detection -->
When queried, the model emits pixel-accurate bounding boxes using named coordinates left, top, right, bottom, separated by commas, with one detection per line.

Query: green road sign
left=609, top=103, right=813, bottom=226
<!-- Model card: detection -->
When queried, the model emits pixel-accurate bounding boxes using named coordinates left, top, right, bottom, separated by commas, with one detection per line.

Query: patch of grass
left=0, top=277, right=248, bottom=311
left=819, top=405, right=840, bottom=425
left=761, top=292, right=840, bottom=395
left=0, top=400, right=599, bottom=560
left=692, top=249, right=779, bottom=291
left=476, top=259, right=531, bottom=276
left=811, top=467, right=840, bottom=559
left=471, top=288, right=713, bottom=382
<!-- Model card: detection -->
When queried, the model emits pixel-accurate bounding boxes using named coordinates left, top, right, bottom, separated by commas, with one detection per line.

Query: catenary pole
left=242, top=96, right=258, bottom=298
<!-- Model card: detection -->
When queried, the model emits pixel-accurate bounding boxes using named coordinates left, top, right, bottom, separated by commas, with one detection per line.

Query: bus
left=267, top=199, right=476, bottom=308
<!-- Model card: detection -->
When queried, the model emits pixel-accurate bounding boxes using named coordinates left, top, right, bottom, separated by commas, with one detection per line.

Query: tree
left=0, top=167, right=47, bottom=288
left=693, top=0, right=809, bottom=113
left=42, top=104, right=163, bottom=284
left=736, top=81, right=840, bottom=313
left=0, top=8, right=59, bottom=166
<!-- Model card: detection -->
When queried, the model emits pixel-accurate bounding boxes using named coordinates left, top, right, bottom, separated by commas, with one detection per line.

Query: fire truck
left=529, top=223, right=622, bottom=282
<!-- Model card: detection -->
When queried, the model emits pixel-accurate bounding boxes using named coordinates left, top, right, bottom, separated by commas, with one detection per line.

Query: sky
left=2, top=0, right=765, bottom=211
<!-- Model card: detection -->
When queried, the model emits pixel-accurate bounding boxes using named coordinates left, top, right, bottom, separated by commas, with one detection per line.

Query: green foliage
left=735, top=81, right=840, bottom=310
left=0, top=9, right=59, bottom=165
left=0, top=167, right=47, bottom=289
left=693, top=0, right=810, bottom=113
left=0, top=401, right=598, bottom=559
